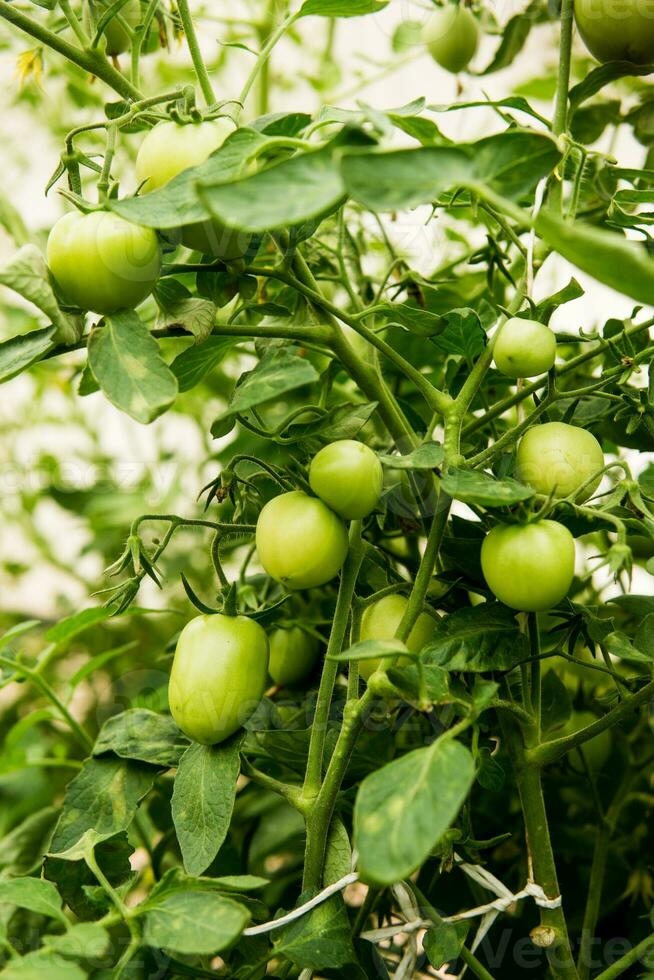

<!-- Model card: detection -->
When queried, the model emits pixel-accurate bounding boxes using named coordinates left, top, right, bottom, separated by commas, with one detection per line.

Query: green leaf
left=142, top=891, right=249, bottom=954
left=155, top=279, right=217, bottom=342
left=375, top=303, right=444, bottom=336
left=0, top=807, right=59, bottom=876
left=44, top=832, right=134, bottom=922
left=324, top=817, right=352, bottom=885
left=605, top=617, right=654, bottom=664
left=274, top=893, right=356, bottom=968
left=423, top=921, right=467, bottom=969
left=48, top=758, right=157, bottom=855
left=44, top=922, right=110, bottom=960
left=328, top=637, right=409, bottom=664
left=431, top=308, right=486, bottom=360
left=45, top=607, right=113, bottom=645
left=198, top=147, right=346, bottom=233
left=378, top=442, right=444, bottom=470
left=0, top=326, right=57, bottom=383
left=440, top=468, right=535, bottom=507
left=477, top=0, right=544, bottom=75
left=298, top=0, right=388, bottom=16
left=422, top=605, right=528, bottom=672
left=215, top=346, right=318, bottom=425
left=535, top=208, right=654, bottom=308
left=111, top=128, right=268, bottom=230
left=0, top=952, right=86, bottom=980
left=0, top=245, right=82, bottom=346
left=0, top=877, right=66, bottom=923
left=171, top=737, right=242, bottom=877
left=87, top=310, right=178, bottom=424
left=93, top=709, right=188, bottom=768
left=569, top=61, right=654, bottom=111
left=171, top=335, right=238, bottom=392
left=354, top=737, right=474, bottom=885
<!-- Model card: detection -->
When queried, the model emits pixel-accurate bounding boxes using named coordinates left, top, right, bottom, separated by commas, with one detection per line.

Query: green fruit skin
left=493, top=317, right=557, bottom=379
left=256, top=491, right=349, bottom=590
left=135, top=119, right=252, bottom=260
left=309, top=440, right=383, bottom=520
left=268, top=627, right=320, bottom=686
left=554, top=710, right=612, bottom=773
left=481, top=520, right=576, bottom=612
left=574, top=0, right=654, bottom=64
left=422, top=5, right=480, bottom=73
left=47, top=211, right=161, bottom=315
left=100, top=0, right=142, bottom=56
left=359, top=594, right=436, bottom=680
left=516, top=422, right=605, bottom=502
left=169, top=614, right=269, bottom=745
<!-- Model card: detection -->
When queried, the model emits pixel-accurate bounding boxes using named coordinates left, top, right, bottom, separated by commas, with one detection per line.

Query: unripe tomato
left=99, top=0, right=141, bottom=56
left=309, top=440, right=383, bottom=520
left=481, top=520, right=576, bottom=612
left=574, top=0, right=654, bottom=64
left=422, top=5, right=480, bottom=73
left=493, top=317, right=557, bottom=379
left=47, top=211, right=161, bottom=315
left=135, top=119, right=251, bottom=260
left=359, top=594, right=437, bottom=680
left=551, top=710, right=612, bottom=774
left=169, top=614, right=269, bottom=745
left=268, top=627, right=320, bottom=686
left=516, top=422, right=605, bottom=502
left=256, top=491, right=349, bottom=590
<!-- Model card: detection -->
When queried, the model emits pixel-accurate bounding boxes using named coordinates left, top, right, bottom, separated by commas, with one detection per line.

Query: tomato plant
left=1, top=1, right=654, bottom=977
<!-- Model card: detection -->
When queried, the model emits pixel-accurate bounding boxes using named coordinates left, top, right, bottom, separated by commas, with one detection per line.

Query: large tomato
left=46, top=211, right=161, bottom=315
left=135, top=119, right=251, bottom=260
left=256, top=491, right=349, bottom=590
left=493, top=317, right=557, bottom=379
left=309, top=440, right=383, bottom=520
left=516, top=421, right=605, bottom=502
left=481, top=520, right=576, bottom=612
left=268, top=627, right=320, bottom=686
left=359, top=594, right=437, bottom=680
left=574, top=0, right=654, bottom=64
left=422, top=5, right=480, bottom=73
left=169, top=614, right=269, bottom=745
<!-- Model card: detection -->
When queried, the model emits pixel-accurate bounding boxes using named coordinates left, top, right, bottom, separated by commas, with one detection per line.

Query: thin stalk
left=529, top=613, right=542, bottom=738
left=176, top=0, right=215, bottom=105
left=593, top=934, right=654, bottom=980
left=238, top=9, right=299, bottom=114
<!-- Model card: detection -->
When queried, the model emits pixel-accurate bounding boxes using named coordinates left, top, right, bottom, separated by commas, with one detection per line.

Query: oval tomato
left=481, top=520, right=576, bottom=612
left=135, top=119, right=251, bottom=260
left=309, top=440, right=383, bottom=520
left=268, top=626, right=320, bottom=686
left=516, top=421, right=605, bottom=502
left=359, top=594, right=437, bottom=680
left=169, top=614, right=269, bottom=745
left=46, top=211, right=161, bottom=315
left=493, top=317, right=557, bottom=379
left=574, top=0, right=654, bottom=64
left=256, top=491, right=349, bottom=590
left=422, top=5, right=479, bottom=73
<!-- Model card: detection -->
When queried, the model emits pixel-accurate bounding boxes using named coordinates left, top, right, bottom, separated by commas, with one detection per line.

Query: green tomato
left=554, top=710, right=612, bottom=774
left=575, top=0, right=654, bottom=64
left=493, top=317, right=557, bottom=379
left=169, top=614, right=269, bottom=745
left=481, top=520, right=576, bottom=612
left=516, top=422, right=605, bottom=502
left=422, top=5, right=480, bottom=73
left=268, top=627, right=320, bottom=686
left=359, top=594, right=437, bottom=681
left=309, top=440, right=383, bottom=520
left=46, top=211, right=161, bottom=315
left=135, top=119, right=251, bottom=260
left=99, top=0, right=142, bottom=56
left=256, top=491, right=349, bottom=590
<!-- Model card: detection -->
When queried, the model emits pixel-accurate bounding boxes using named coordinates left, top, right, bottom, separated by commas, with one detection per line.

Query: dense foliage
left=1, top=1, right=654, bottom=978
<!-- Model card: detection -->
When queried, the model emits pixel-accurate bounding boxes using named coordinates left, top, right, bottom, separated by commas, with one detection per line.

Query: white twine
left=242, top=871, right=359, bottom=936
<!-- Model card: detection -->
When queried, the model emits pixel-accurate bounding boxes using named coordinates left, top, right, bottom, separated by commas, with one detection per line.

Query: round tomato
left=98, top=0, right=141, bottom=56
left=268, top=626, right=320, bottom=686
left=551, top=710, right=612, bottom=774
left=169, top=613, right=269, bottom=745
left=422, top=5, right=480, bottom=73
left=359, top=594, right=437, bottom=680
left=309, top=440, right=383, bottom=520
left=47, top=211, right=161, bottom=315
left=516, top=421, right=605, bottom=502
left=575, top=0, right=654, bottom=64
left=135, top=119, right=251, bottom=260
left=481, top=520, right=576, bottom=612
left=493, top=317, right=557, bottom=379
left=256, top=491, right=349, bottom=590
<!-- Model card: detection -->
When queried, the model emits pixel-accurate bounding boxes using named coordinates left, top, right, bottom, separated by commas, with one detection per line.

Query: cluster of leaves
left=2, top=1, right=654, bottom=979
